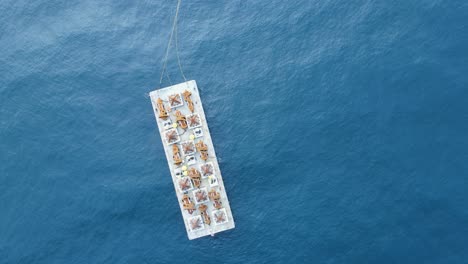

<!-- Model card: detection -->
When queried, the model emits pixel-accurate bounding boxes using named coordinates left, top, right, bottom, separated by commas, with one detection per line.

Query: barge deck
left=149, top=80, right=235, bottom=240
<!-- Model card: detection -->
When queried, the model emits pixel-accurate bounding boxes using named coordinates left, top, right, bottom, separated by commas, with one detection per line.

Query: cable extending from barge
left=150, top=80, right=235, bottom=240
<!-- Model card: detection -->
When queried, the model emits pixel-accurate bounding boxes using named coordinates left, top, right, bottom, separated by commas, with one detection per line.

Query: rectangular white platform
left=150, top=80, right=235, bottom=240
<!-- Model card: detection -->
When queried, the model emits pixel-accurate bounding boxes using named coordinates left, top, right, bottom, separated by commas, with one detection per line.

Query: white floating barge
left=150, top=80, right=235, bottom=240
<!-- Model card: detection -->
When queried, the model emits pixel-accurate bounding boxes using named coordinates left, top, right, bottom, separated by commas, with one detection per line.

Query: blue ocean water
left=1, top=0, right=468, bottom=263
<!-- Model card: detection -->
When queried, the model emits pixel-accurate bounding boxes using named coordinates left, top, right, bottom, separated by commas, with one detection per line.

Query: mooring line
left=159, top=0, right=187, bottom=87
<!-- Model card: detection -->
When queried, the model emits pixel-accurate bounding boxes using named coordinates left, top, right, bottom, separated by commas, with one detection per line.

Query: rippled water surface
left=1, top=1, right=468, bottom=263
